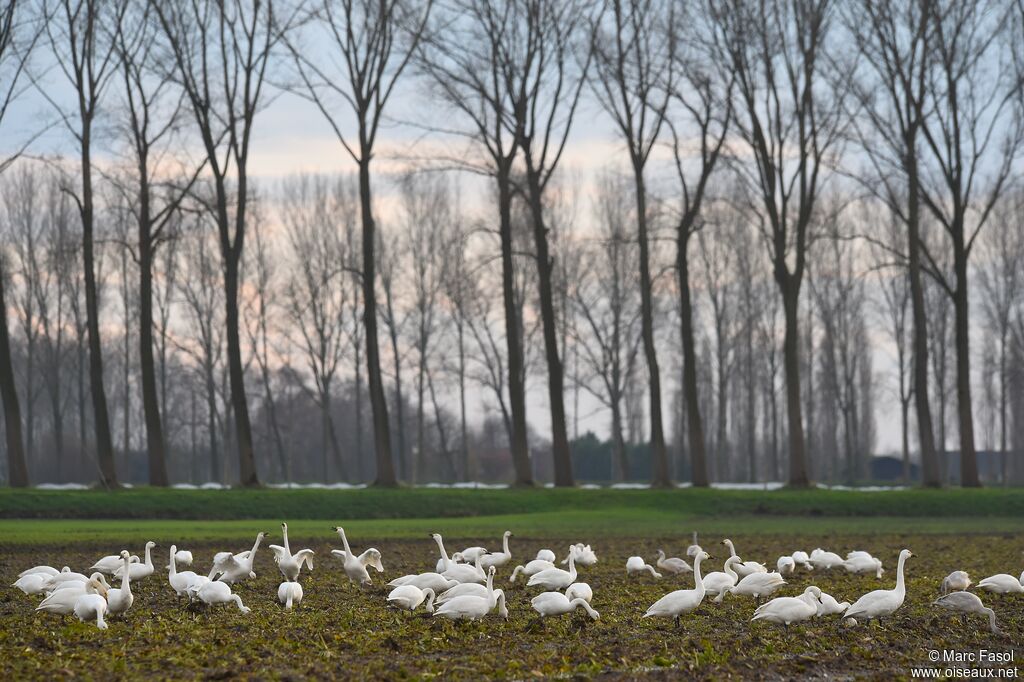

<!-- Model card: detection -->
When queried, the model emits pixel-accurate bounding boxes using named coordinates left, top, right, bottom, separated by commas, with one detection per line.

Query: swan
left=73, top=589, right=109, bottom=630
left=702, top=556, right=742, bottom=603
left=19, top=565, right=64, bottom=579
left=12, top=573, right=52, bottom=595
left=535, top=549, right=556, bottom=563
left=510, top=559, right=554, bottom=583
left=188, top=579, right=250, bottom=614
left=436, top=552, right=464, bottom=572
left=37, top=576, right=108, bottom=616
left=43, top=571, right=90, bottom=588
left=626, top=556, right=662, bottom=578
left=435, top=582, right=490, bottom=604
left=941, top=571, right=971, bottom=594
left=479, top=531, right=513, bottom=570
left=531, top=591, right=600, bottom=620
left=331, top=526, right=383, bottom=586
left=843, top=552, right=884, bottom=578
left=114, top=541, right=157, bottom=582
left=278, top=581, right=304, bottom=609
left=752, top=586, right=821, bottom=626
left=933, top=591, right=1002, bottom=635
left=90, top=553, right=140, bottom=574
left=976, top=572, right=1023, bottom=594
left=791, top=551, right=813, bottom=570
left=721, top=539, right=767, bottom=579
left=529, top=546, right=577, bottom=590
left=173, top=550, right=193, bottom=567
left=387, top=572, right=458, bottom=594
left=655, top=550, right=692, bottom=575
left=844, top=549, right=913, bottom=624
left=777, top=557, right=796, bottom=576
left=728, top=572, right=786, bottom=600
left=809, top=548, right=845, bottom=570
left=816, top=591, right=850, bottom=616
left=643, top=551, right=710, bottom=626
left=565, top=583, right=593, bottom=603
left=432, top=533, right=485, bottom=583
left=106, top=551, right=134, bottom=617
left=434, top=566, right=500, bottom=621
left=168, top=544, right=210, bottom=598
left=686, top=532, right=701, bottom=558
left=211, top=532, right=266, bottom=584
left=561, top=543, right=597, bottom=566
left=270, top=522, right=315, bottom=582
left=387, top=585, right=436, bottom=612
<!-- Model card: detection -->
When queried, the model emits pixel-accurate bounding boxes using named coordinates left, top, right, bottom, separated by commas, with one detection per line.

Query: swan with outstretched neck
left=644, top=551, right=710, bottom=626
left=106, top=551, right=135, bottom=616
left=432, top=534, right=485, bottom=583
left=528, top=546, right=577, bottom=590
left=211, top=532, right=266, bottom=584
left=169, top=544, right=209, bottom=597
left=844, top=549, right=913, bottom=625
left=434, top=566, right=503, bottom=620
left=331, top=526, right=384, bottom=586
left=270, top=522, right=315, bottom=582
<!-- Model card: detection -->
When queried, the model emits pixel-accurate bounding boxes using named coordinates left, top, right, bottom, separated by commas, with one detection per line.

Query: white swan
left=387, top=585, right=436, bottom=612
left=19, top=565, right=63, bottom=579
left=12, top=573, right=52, bottom=595
left=535, top=549, right=556, bottom=563
left=331, top=526, right=383, bottom=586
left=434, top=566, right=500, bottom=621
left=528, top=547, right=577, bottom=590
left=626, top=556, right=662, bottom=578
left=561, top=543, right=598, bottom=566
left=777, top=556, right=796, bottom=576
left=278, top=581, right=304, bottom=609
left=90, top=553, right=140, bottom=574
left=752, top=586, right=821, bottom=626
left=73, top=590, right=108, bottom=630
left=37, top=576, right=108, bottom=616
left=479, top=531, right=513, bottom=570
left=816, top=591, right=850, bottom=616
left=188, top=579, right=250, bottom=613
left=933, top=591, right=1002, bottom=635
left=387, top=572, right=458, bottom=594
left=565, top=583, right=593, bottom=603
left=43, top=571, right=90, bottom=589
left=843, top=552, right=884, bottom=578
left=106, top=551, right=134, bottom=617
left=808, top=548, right=845, bottom=570
left=791, top=551, right=813, bottom=570
left=721, top=539, right=767, bottom=578
left=976, top=571, right=1024, bottom=594
left=940, top=571, right=971, bottom=594
left=531, top=591, right=600, bottom=620
left=686, top=532, right=701, bottom=558
left=844, top=549, right=913, bottom=624
left=728, top=571, right=786, bottom=600
left=435, top=582, right=490, bottom=604
left=702, top=556, right=741, bottom=604
left=510, top=559, right=554, bottom=583
left=656, top=550, right=692, bottom=574
left=168, top=544, right=209, bottom=598
left=436, top=552, right=464, bottom=572
left=432, top=533, right=485, bottom=583
left=114, top=541, right=157, bottom=581
left=270, top=522, right=315, bottom=582
left=643, top=551, right=710, bottom=625
left=211, top=532, right=266, bottom=584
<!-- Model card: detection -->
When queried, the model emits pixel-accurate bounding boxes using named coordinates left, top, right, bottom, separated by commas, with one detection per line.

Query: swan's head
left=86, top=576, right=109, bottom=597
left=724, top=556, right=741, bottom=567
left=487, top=566, right=496, bottom=576
left=900, top=549, right=914, bottom=560
left=170, top=544, right=177, bottom=556
left=697, top=551, right=711, bottom=562
left=431, top=533, right=442, bottom=542
left=146, top=541, right=157, bottom=550
left=451, top=552, right=464, bottom=563
left=805, top=586, right=822, bottom=599
left=130, top=555, right=140, bottom=563
left=721, top=539, right=734, bottom=548
left=120, top=550, right=130, bottom=560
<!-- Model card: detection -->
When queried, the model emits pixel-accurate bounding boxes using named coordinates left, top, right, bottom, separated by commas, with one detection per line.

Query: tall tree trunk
left=0, top=270, right=28, bottom=487
left=497, top=169, right=532, bottom=486
left=781, top=280, right=809, bottom=487
left=457, top=321, right=470, bottom=481
left=139, top=232, right=169, bottom=486
left=677, top=235, right=708, bottom=486
left=205, top=363, right=219, bottom=483
left=359, top=157, right=396, bottom=486
left=224, top=256, right=258, bottom=486
left=953, top=252, right=979, bottom=487
left=612, top=400, right=628, bottom=481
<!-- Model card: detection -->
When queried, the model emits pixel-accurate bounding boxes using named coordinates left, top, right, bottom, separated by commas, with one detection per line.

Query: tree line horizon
left=0, top=0, right=1022, bottom=489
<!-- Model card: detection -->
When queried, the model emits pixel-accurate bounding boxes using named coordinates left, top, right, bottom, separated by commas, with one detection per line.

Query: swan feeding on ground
left=702, top=556, right=742, bottom=604
left=535, top=549, right=556, bottom=563
left=73, top=588, right=109, bottom=630
left=278, top=581, right=304, bottom=609
left=816, top=590, right=851, bottom=616
left=844, top=549, right=913, bottom=625
left=752, top=586, right=821, bottom=626
left=565, top=583, right=593, bottom=603
left=188, top=579, right=251, bottom=613
left=843, top=551, right=884, bottom=578
left=791, top=551, right=813, bottom=570
left=777, top=556, right=796, bottom=576
left=976, top=571, right=1024, bottom=594
left=809, top=548, right=845, bottom=570
left=510, top=559, right=555, bottom=583
left=728, top=571, right=786, bottom=600
left=643, top=551, right=710, bottom=626
left=531, top=591, right=600, bottom=620
left=626, top=556, right=662, bottom=578
left=529, top=546, right=578, bottom=590
left=387, top=572, right=458, bottom=594
left=933, top=591, right=1002, bottom=635
left=270, top=522, right=315, bottom=582
left=940, top=571, right=971, bottom=594
left=561, top=543, right=598, bottom=566
left=434, top=566, right=503, bottom=621
left=36, top=575, right=108, bottom=616
left=387, top=585, right=435, bottom=612
left=721, top=540, right=768, bottom=578
left=168, top=544, right=209, bottom=597
left=655, top=550, right=692, bottom=574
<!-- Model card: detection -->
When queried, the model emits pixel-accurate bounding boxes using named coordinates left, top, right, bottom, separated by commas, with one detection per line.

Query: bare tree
left=288, top=0, right=432, bottom=486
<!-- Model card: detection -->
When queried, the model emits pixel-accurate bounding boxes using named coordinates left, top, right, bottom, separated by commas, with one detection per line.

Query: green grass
left=2, top=486, right=1023, bottom=521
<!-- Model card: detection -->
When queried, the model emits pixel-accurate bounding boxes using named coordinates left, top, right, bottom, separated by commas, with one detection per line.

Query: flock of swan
left=10, top=526, right=1019, bottom=637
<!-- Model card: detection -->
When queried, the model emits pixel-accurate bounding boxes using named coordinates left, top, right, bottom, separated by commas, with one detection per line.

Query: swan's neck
left=122, top=556, right=132, bottom=591
left=693, top=556, right=705, bottom=597
left=337, top=528, right=353, bottom=557
left=725, top=541, right=737, bottom=559
left=572, top=598, right=598, bottom=618
left=485, top=572, right=495, bottom=607
left=502, top=533, right=511, bottom=556
left=894, top=553, right=907, bottom=594
left=424, top=588, right=436, bottom=611
left=283, top=526, right=291, bottom=556
left=567, top=552, right=576, bottom=580
left=249, top=534, right=264, bottom=565
left=724, top=559, right=737, bottom=581
left=434, top=536, right=450, bottom=569
left=168, top=549, right=177, bottom=577
left=143, top=544, right=153, bottom=568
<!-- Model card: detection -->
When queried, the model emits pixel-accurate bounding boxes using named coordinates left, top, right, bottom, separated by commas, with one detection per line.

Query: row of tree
left=0, top=0, right=1022, bottom=488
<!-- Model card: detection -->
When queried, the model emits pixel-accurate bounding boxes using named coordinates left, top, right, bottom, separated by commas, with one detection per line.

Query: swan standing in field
left=933, top=591, right=1002, bottom=635
left=106, top=551, right=134, bottom=617
left=480, top=531, right=514, bottom=570
left=188, top=579, right=250, bottom=614
left=168, top=544, right=209, bottom=598
left=643, top=551, right=710, bottom=626
left=73, top=587, right=109, bottom=629
left=529, top=547, right=577, bottom=590
left=940, top=571, right=971, bottom=594
left=210, top=532, right=266, bottom=584
left=626, top=556, right=662, bottom=578
left=90, top=553, right=140, bottom=574
left=976, top=571, right=1024, bottom=594
left=270, top=523, right=315, bottom=582
left=387, top=585, right=436, bottom=612
left=114, top=541, right=157, bottom=582
left=510, top=559, right=554, bottom=583
left=752, top=586, right=821, bottom=626
left=37, top=576, right=108, bottom=616
left=12, top=573, right=52, bottom=595
left=844, top=549, right=913, bottom=625
left=843, top=551, right=884, bottom=578
left=655, top=550, right=692, bottom=574
left=702, top=556, right=741, bottom=604
left=531, top=591, right=600, bottom=620
left=434, top=566, right=501, bottom=621
left=562, top=543, right=598, bottom=566
left=777, top=556, right=796, bottom=576
left=809, top=548, right=845, bottom=570
left=721, top=540, right=767, bottom=578
left=791, top=551, right=813, bottom=570
left=535, top=549, right=556, bottom=563
left=432, top=534, right=485, bottom=583
left=278, top=581, right=304, bottom=609
left=565, top=583, right=593, bottom=603
left=728, top=571, right=786, bottom=601
left=331, top=526, right=384, bottom=586
left=816, top=591, right=850, bottom=616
